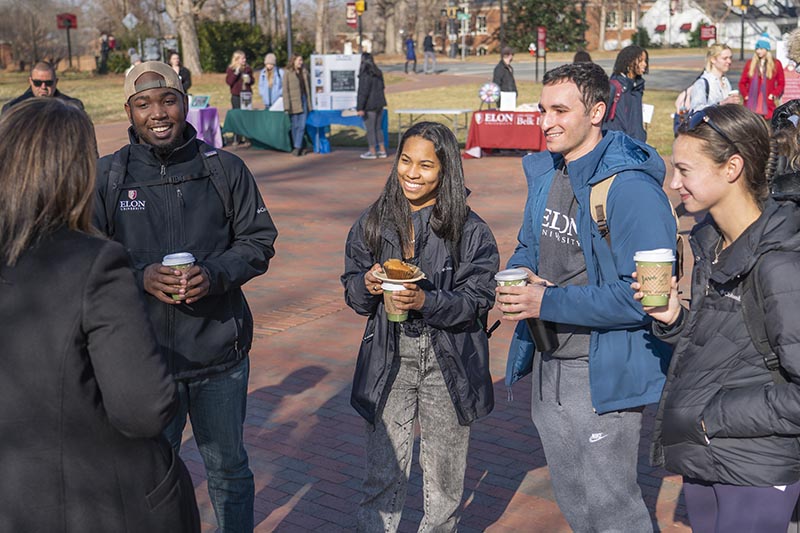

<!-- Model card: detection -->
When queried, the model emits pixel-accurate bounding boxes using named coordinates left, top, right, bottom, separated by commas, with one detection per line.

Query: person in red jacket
left=740, top=33, right=785, bottom=119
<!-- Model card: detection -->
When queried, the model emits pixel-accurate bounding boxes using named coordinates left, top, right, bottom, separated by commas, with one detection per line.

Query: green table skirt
left=221, top=109, right=292, bottom=152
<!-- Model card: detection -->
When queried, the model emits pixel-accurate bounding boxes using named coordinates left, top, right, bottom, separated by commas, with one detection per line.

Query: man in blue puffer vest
left=497, top=62, right=676, bottom=532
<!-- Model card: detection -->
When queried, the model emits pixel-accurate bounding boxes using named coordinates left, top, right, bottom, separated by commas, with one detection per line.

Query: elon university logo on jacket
left=120, top=189, right=146, bottom=211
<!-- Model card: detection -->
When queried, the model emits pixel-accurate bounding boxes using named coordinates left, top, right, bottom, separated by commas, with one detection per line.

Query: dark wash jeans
left=164, top=357, right=255, bottom=533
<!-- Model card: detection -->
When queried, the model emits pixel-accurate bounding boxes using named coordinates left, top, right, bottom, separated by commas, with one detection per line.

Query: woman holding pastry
left=342, top=121, right=500, bottom=532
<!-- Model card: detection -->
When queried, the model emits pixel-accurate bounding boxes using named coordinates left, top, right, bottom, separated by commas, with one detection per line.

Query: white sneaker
left=360, top=151, right=377, bottom=160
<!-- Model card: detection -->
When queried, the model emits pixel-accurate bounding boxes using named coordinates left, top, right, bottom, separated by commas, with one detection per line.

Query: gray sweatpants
left=531, top=353, right=653, bottom=533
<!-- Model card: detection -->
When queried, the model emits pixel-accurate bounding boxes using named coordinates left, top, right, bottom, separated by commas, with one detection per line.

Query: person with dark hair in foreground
left=499, top=62, right=676, bottom=532
left=0, top=97, right=199, bottom=532
left=343, top=121, right=499, bottom=532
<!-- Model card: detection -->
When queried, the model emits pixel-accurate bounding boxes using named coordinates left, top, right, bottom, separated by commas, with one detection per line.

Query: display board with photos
left=310, top=54, right=361, bottom=111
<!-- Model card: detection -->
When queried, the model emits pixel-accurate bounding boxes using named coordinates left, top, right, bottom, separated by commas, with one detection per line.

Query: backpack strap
left=741, top=256, right=787, bottom=384
left=607, top=79, right=623, bottom=121
left=590, top=174, right=684, bottom=281
left=590, top=174, right=617, bottom=246
left=105, top=144, right=131, bottom=238
left=198, top=141, right=234, bottom=220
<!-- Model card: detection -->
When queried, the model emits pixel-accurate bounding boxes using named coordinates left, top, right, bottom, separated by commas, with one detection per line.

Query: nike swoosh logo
left=589, top=433, right=608, bottom=443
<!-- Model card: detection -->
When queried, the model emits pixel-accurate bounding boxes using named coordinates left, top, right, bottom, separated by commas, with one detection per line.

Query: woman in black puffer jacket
left=632, top=104, right=800, bottom=532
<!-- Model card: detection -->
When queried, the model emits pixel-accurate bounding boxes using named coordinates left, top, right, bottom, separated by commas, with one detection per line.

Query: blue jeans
left=164, top=358, right=254, bottom=533
left=290, top=96, right=308, bottom=149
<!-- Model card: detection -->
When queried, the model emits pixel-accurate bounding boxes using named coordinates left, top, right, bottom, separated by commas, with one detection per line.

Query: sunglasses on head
left=31, top=79, right=54, bottom=88
left=686, top=109, right=738, bottom=151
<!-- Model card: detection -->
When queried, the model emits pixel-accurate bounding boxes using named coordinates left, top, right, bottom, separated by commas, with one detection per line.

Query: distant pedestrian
left=283, top=54, right=312, bottom=156
left=357, top=52, right=388, bottom=160
left=423, top=31, right=436, bottom=74
left=0, top=97, right=200, bottom=532
left=687, top=43, right=741, bottom=112
left=1, top=61, right=84, bottom=114
left=637, top=104, right=800, bottom=533
left=404, top=34, right=417, bottom=74
left=740, top=33, right=785, bottom=119
left=125, top=52, right=142, bottom=76
left=342, top=121, right=499, bottom=532
left=225, top=50, right=254, bottom=146
left=603, top=44, right=649, bottom=142
left=493, top=46, right=517, bottom=108
left=782, top=60, right=800, bottom=103
left=168, top=52, right=192, bottom=93
left=573, top=50, right=592, bottom=63
left=258, top=52, right=283, bottom=109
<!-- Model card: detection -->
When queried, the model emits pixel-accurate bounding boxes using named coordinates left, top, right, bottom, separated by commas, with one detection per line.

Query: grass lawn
left=0, top=69, right=679, bottom=155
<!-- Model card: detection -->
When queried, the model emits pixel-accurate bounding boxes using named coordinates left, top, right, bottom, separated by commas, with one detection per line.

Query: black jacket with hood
left=651, top=200, right=800, bottom=486
left=342, top=206, right=499, bottom=426
left=93, top=124, right=278, bottom=379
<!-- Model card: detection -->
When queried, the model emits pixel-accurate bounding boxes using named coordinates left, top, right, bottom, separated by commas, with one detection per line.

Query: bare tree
left=164, top=0, right=204, bottom=73
left=0, top=0, right=69, bottom=67
left=314, top=0, right=328, bottom=53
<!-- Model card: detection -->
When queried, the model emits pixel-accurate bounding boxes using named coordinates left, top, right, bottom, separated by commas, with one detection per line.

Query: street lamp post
left=739, top=0, right=748, bottom=60
left=287, top=0, right=293, bottom=59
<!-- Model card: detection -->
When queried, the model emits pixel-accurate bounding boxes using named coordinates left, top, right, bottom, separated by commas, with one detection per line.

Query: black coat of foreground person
left=0, top=98, right=199, bottom=532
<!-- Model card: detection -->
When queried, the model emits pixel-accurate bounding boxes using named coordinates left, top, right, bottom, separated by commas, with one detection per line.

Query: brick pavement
left=187, top=150, right=690, bottom=532
left=95, top=88, right=691, bottom=532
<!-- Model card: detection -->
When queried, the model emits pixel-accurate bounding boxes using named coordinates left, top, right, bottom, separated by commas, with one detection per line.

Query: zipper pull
left=176, top=187, right=184, bottom=207
left=160, top=164, right=166, bottom=177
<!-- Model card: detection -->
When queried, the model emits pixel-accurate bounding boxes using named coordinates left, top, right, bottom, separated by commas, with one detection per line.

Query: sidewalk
left=95, top=100, right=691, bottom=531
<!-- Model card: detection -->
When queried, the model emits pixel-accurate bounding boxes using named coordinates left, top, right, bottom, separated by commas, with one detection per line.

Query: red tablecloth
left=464, top=110, right=546, bottom=158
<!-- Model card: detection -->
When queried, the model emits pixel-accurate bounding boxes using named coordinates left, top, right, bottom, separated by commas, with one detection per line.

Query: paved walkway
left=95, top=87, right=692, bottom=533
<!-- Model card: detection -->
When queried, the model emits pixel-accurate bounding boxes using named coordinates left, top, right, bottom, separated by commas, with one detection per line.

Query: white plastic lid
left=633, top=249, right=675, bottom=262
left=494, top=268, right=529, bottom=282
left=381, top=282, right=406, bottom=291
left=162, top=252, right=196, bottom=266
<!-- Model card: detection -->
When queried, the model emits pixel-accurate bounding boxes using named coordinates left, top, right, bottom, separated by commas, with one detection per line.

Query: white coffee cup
left=495, top=268, right=529, bottom=316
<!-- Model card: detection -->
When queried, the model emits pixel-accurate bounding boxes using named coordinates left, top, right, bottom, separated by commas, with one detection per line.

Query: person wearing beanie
left=739, top=32, right=785, bottom=119
left=259, top=52, right=284, bottom=109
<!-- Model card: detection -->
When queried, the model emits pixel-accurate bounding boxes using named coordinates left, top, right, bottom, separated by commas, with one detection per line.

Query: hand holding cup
left=631, top=272, right=681, bottom=325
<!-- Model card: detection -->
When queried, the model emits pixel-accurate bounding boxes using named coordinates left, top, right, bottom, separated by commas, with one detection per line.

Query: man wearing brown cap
left=93, top=61, right=278, bottom=532
left=2, top=62, right=84, bottom=114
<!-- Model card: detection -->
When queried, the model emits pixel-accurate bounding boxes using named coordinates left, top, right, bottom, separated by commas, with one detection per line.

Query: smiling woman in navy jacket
left=0, top=98, right=199, bottom=532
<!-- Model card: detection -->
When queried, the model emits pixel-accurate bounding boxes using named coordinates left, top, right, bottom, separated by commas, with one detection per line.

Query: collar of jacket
left=692, top=199, right=800, bottom=284
left=612, top=73, right=645, bottom=92
left=554, top=130, right=665, bottom=191
left=126, top=122, right=200, bottom=165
